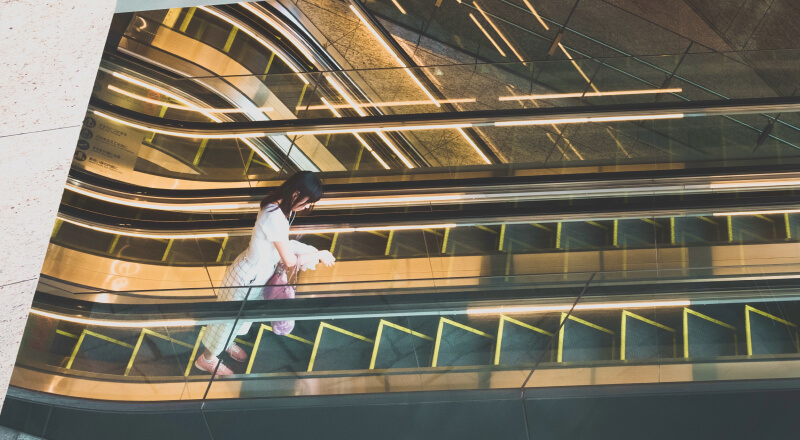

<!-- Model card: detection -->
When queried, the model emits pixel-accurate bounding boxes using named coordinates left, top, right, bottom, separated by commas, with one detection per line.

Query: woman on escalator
left=195, top=171, right=336, bottom=376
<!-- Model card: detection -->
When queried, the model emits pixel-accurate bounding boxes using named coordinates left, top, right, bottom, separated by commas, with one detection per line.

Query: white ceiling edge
left=116, top=0, right=240, bottom=13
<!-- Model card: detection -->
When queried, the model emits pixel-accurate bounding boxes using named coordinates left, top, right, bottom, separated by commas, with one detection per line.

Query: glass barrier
left=81, top=6, right=800, bottom=187
left=15, top=267, right=800, bottom=402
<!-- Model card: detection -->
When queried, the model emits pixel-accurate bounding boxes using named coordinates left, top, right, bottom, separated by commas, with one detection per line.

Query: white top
left=243, top=204, right=290, bottom=271
left=240, top=204, right=319, bottom=281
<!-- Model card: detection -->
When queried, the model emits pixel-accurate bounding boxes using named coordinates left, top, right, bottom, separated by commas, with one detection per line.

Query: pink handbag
left=262, top=263, right=298, bottom=335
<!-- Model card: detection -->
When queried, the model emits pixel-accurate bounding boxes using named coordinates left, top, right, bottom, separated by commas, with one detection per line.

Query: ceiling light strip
left=391, top=0, right=407, bottom=14
left=558, top=43, right=600, bottom=93
left=498, top=88, right=684, bottom=101
left=521, top=0, right=549, bottom=30
left=469, top=13, right=506, bottom=57
left=349, top=4, right=441, bottom=107
left=474, top=2, right=524, bottom=62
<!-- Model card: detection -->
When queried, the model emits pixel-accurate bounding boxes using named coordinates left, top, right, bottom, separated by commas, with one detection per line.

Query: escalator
left=15, top=274, right=800, bottom=396
left=45, top=171, right=800, bottom=297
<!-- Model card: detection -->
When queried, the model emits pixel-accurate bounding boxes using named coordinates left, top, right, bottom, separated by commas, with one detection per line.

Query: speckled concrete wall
left=0, top=0, right=117, bottom=410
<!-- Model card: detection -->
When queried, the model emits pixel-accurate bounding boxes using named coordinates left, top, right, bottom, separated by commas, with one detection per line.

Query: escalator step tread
left=624, top=318, right=674, bottom=360
left=373, top=325, right=433, bottom=369
left=311, top=328, right=373, bottom=371
left=561, top=319, right=614, bottom=362
left=749, top=312, right=798, bottom=355
left=436, top=324, right=493, bottom=367
left=70, top=336, right=133, bottom=375
left=249, top=334, right=313, bottom=374
left=686, top=314, right=736, bottom=358
left=497, top=323, right=552, bottom=365
left=127, top=334, right=192, bottom=377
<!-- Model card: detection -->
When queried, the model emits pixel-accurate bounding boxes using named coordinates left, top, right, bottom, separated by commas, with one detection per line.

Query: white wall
left=0, top=0, right=117, bottom=410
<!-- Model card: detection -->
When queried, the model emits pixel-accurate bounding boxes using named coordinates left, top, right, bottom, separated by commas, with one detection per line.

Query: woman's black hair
left=260, top=171, right=323, bottom=216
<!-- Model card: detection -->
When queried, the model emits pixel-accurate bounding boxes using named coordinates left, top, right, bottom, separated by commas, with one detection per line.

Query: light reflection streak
left=108, top=85, right=274, bottom=113
left=469, top=13, right=506, bottom=57
left=109, top=72, right=280, bottom=171
left=296, top=98, right=476, bottom=111
left=474, top=2, right=524, bottom=61
left=198, top=6, right=309, bottom=84
left=320, top=97, right=391, bottom=169
left=499, top=88, right=683, bottom=101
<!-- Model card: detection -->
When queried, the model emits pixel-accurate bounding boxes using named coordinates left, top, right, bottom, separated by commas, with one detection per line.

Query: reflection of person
left=195, top=171, right=335, bottom=376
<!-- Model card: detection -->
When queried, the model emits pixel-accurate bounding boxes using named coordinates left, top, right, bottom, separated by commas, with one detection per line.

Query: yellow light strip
left=110, top=73, right=279, bottom=171
left=296, top=98, right=476, bottom=111
left=64, top=185, right=257, bottom=212
left=710, top=179, right=800, bottom=189
left=30, top=309, right=198, bottom=328
left=474, top=2, right=524, bottom=62
left=198, top=6, right=309, bottom=84
left=108, top=85, right=275, bottom=114
left=469, top=13, right=506, bottom=57
left=559, top=43, right=599, bottom=93
left=467, top=300, right=690, bottom=315
left=714, top=209, right=800, bottom=217
left=521, top=0, right=549, bottom=30
left=349, top=4, right=441, bottom=107
left=498, top=88, right=683, bottom=101
left=495, top=113, right=684, bottom=127
left=391, top=0, right=407, bottom=14
left=58, top=216, right=229, bottom=239
left=321, top=97, right=391, bottom=170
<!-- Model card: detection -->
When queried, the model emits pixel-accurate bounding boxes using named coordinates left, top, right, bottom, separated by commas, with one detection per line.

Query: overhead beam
left=89, top=96, right=800, bottom=138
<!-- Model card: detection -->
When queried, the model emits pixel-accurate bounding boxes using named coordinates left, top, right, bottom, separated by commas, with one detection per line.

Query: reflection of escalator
left=20, top=293, right=800, bottom=389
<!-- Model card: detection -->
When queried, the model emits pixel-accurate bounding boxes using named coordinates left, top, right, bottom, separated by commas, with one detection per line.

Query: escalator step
left=68, top=331, right=134, bottom=376
left=433, top=318, right=494, bottom=367
left=684, top=309, right=737, bottom=358
left=615, top=219, right=658, bottom=247
left=559, top=314, right=615, bottom=362
left=126, top=332, right=194, bottom=377
left=559, top=222, right=612, bottom=249
left=371, top=320, right=433, bottom=369
left=746, top=306, right=799, bottom=355
left=308, top=323, right=374, bottom=372
left=495, top=316, right=553, bottom=366
left=247, top=324, right=314, bottom=374
left=621, top=312, right=675, bottom=360
left=49, top=330, right=80, bottom=369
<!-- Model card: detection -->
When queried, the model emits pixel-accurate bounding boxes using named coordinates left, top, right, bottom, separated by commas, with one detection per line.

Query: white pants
left=201, top=253, right=266, bottom=356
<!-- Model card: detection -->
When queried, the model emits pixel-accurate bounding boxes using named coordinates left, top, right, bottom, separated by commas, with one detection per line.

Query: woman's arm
left=289, top=239, right=317, bottom=255
left=274, top=241, right=334, bottom=268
